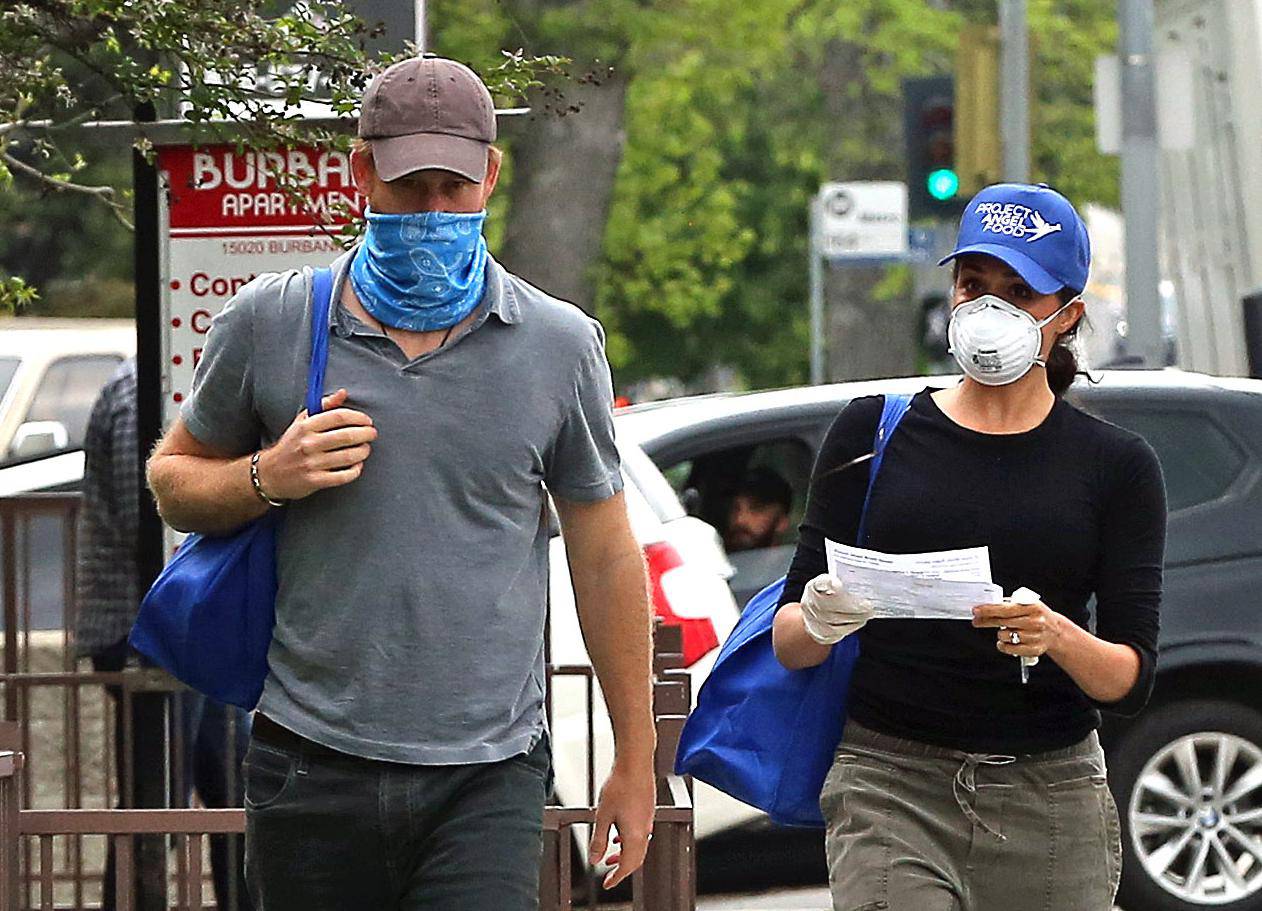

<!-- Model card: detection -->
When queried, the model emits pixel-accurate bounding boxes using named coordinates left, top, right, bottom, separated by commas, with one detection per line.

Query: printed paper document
left=824, top=539, right=1003, bottom=620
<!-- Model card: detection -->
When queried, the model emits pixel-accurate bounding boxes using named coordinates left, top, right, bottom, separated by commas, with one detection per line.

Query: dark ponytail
left=1047, top=287, right=1087, bottom=396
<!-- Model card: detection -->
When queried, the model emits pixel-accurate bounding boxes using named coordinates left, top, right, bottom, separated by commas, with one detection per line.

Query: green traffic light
left=927, top=168, right=959, bottom=201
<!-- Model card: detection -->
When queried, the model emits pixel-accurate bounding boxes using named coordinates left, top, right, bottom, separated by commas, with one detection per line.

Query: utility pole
left=999, top=0, right=1030, bottom=182
left=415, top=0, right=427, bottom=52
left=809, top=197, right=825, bottom=384
left=1118, top=0, right=1164, bottom=366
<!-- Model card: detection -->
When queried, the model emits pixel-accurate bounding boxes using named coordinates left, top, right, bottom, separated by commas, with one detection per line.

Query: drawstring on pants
left=952, top=753, right=1015, bottom=841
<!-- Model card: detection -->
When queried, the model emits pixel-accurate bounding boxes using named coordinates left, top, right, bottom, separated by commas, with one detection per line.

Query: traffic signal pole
left=999, top=0, right=1030, bottom=181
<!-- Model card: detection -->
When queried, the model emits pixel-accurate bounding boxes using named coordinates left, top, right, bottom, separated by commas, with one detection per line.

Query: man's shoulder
left=96, top=357, right=137, bottom=412
left=107, top=356, right=137, bottom=390
left=496, top=265, right=605, bottom=351
left=208, top=266, right=317, bottom=343
left=235, top=267, right=311, bottom=315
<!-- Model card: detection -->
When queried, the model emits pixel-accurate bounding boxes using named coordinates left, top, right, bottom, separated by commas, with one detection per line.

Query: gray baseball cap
left=358, top=55, right=497, bottom=183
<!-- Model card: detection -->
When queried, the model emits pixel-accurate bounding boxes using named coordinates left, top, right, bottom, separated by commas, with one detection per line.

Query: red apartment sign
left=157, top=144, right=363, bottom=423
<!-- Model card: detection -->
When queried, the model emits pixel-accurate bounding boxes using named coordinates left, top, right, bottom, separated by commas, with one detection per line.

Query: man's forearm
left=148, top=451, right=269, bottom=535
left=571, top=546, right=657, bottom=766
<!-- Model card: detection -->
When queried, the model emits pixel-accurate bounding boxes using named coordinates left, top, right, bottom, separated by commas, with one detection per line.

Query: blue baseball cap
left=938, top=183, right=1091, bottom=295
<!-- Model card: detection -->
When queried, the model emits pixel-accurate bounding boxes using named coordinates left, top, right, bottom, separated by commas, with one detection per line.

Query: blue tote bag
left=129, top=266, right=335, bottom=710
left=674, top=392, right=912, bottom=828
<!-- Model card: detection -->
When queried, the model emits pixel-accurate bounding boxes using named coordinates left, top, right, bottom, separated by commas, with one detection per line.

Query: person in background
left=723, top=466, right=792, bottom=553
left=76, top=357, right=251, bottom=910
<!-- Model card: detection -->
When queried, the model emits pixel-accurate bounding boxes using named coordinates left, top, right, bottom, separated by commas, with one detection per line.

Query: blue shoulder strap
left=856, top=393, right=913, bottom=545
left=304, top=267, right=334, bottom=417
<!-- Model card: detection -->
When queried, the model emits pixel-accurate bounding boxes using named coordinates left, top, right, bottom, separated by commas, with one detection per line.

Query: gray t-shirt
left=182, top=250, right=622, bottom=764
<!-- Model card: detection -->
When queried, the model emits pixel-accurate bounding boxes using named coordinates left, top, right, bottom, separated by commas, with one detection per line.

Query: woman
left=772, top=183, right=1166, bottom=911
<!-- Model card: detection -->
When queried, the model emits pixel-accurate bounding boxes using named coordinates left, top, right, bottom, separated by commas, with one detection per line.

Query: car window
left=0, top=357, right=20, bottom=404
left=618, top=440, right=685, bottom=524
left=1096, top=409, right=1247, bottom=512
left=20, top=355, right=123, bottom=456
left=660, top=437, right=813, bottom=606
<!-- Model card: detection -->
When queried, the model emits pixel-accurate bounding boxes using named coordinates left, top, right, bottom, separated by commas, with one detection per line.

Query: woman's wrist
left=1043, top=610, right=1076, bottom=663
left=773, top=603, right=833, bottom=669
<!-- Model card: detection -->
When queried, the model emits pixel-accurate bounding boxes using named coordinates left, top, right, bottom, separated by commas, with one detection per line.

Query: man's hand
left=255, top=388, right=377, bottom=500
left=589, top=759, right=656, bottom=890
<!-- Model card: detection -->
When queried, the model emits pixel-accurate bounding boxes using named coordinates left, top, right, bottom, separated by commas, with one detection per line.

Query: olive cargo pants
left=821, top=721, right=1122, bottom=911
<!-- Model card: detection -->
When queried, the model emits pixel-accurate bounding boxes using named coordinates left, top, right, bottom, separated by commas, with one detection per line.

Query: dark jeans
left=93, top=639, right=253, bottom=911
left=244, top=717, right=552, bottom=911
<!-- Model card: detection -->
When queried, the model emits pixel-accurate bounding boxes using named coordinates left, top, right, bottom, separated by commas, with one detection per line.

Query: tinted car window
left=618, top=441, right=685, bottom=523
left=1098, top=409, right=1246, bottom=512
left=23, top=355, right=122, bottom=453
left=0, top=357, right=20, bottom=404
left=661, top=437, right=812, bottom=607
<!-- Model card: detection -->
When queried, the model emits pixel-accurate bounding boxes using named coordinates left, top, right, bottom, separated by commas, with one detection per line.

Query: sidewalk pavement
left=697, top=888, right=832, bottom=910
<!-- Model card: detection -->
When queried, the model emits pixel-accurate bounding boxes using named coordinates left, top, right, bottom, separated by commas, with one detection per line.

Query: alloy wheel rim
left=1130, top=732, right=1262, bottom=904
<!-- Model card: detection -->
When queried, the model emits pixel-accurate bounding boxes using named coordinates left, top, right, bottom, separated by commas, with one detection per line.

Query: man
left=146, top=55, right=656, bottom=911
left=77, top=358, right=251, bottom=910
left=723, top=466, right=792, bottom=552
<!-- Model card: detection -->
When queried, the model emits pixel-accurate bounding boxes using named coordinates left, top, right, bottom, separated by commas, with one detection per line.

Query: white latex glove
left=799, top=573, right=874, bottom=645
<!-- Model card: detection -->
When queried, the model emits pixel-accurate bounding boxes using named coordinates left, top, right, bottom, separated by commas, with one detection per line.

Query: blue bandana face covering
left=349, top=208, right=489, bottom=332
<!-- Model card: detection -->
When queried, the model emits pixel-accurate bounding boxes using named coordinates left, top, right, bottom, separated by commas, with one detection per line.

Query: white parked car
left=1, top=407, right=757, bottom=842
left=0, top=318, right=134, bottom=467
left=547, top=432, right=758, bottom=848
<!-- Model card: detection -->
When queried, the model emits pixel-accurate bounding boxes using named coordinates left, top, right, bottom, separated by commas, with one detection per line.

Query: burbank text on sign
left=158, top=144, right=360, bottom=417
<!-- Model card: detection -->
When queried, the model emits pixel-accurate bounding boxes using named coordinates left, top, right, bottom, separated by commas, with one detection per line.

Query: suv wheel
left=1112, top=700, right=1262, bottom=910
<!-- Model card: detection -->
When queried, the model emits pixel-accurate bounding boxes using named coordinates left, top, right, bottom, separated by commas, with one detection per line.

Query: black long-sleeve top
left=779, top=389, right=1167, bottom=754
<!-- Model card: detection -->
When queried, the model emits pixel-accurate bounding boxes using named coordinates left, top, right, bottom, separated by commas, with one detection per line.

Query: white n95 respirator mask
left=947, top=294, right=1073, bottom=386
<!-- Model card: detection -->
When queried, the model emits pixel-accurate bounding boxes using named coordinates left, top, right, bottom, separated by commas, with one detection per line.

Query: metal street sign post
left=153, top=144, right=363, bottom=559
left=809, top=181, right=910, bottom=384
left=157, top=145, right=362, bottom=424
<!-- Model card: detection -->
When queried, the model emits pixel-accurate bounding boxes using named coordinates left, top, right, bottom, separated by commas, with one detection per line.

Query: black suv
left=617, top=370, right=1262, bottom=911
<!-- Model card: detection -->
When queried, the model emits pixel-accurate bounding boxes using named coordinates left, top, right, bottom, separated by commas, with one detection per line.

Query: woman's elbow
left=774, top=645, right=820, bottom=671
left=771, top=633, right=796, bottom=669
left=1098, top=661, right=1154, bottom=717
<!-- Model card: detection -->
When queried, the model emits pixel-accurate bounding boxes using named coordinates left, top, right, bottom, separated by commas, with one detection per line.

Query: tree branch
left=3, top=151, right=134, bottom=231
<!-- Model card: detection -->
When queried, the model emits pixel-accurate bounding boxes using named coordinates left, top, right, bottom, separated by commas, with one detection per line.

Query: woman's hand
left=972, top=594, right=1067, bottom=659
left=800, top=574, right=874, bottom=645
left=973, top=591, right=1143, bottom=704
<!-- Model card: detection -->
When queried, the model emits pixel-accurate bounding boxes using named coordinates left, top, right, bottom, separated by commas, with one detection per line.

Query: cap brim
left=937, top=243, right=1063, bottom=296
left=371, top=132, right=489, bottom=183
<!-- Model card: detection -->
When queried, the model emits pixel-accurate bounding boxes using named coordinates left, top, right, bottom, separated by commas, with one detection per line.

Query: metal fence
left=541, top=623, right=695, bottom=911
left=0, top=675, right=238, bottom=909
left=0, top=627, right=694, bottom=910
left=0, top=492, right=698, bottom=909
left=1, top=493, right=81, bottom=680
